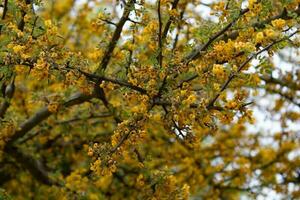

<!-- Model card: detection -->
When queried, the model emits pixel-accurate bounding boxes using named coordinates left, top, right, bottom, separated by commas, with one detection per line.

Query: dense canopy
left=1, top=0, right=300, bottom=199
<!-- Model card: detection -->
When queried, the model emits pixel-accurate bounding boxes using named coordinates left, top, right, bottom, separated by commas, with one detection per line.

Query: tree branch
left=157, top=0, right=163, bottom=67
left=5, top=92, right=93, bottom=146
left=0, top=78, right=15, bottom=118
left=184, top=6, right=251, bottom=63
left=74, top=68, right=148, bottom=94
left=1, top=0, right=8, bottom=20
left=95, top=0, right=134, bottom=74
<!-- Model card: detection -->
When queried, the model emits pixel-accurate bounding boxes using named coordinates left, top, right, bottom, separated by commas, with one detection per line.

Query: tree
left=0, top=0, right=300, bottom=199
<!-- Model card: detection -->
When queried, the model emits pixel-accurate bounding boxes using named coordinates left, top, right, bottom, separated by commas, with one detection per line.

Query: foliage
left=1, top=0, right=300, bottom=199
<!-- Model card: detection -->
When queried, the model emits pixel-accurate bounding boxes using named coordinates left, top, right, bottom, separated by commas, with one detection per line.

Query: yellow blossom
left=151, top=113, right=161, bottom=121
left=88, top=147, right=94, bottom=156
left=255, top=32, right=264, bottom=43
left=183, top=93, right=197, bottom=105
left=34, top=58, right=49, bottom=70
left=47, top=102, right=59, bottom=113
left=213, top=83, right=220, bottom=90
left=181, top=184, right=190, bottom=200
left=168, top=9, right=179, bottom=18
left=226, top=101, right=238, bottom=109
left=44, top=20, right=52, bottom=28
left=264, top=29, right=276, bottom=39
left=212, top=64, right=226, bottom=78
left=136, top=174, right=145, bottom=187
left=271, top=19, right=286, bottom=29
left=12, top=45, right=25, bottom=53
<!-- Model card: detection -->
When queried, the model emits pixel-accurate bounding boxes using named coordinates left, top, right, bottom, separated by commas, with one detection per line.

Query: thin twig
left=95, top=0, right=135, bottom=74
left=162, top=0, right=180, bottom=41
left=157, top=0, right=163, bottom=67
left=184, top=6, right=251, bottom=63
left=2, top=0, right=8, bottom=20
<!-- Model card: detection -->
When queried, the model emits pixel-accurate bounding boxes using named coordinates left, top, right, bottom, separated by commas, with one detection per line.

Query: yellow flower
left=20, top=53, right=30, bottom=60
left=17, top=31, right=24, bottom=38
left=245, top=109, right=255, bottom=123
left=110, top=97, right=122, bottom=107
left=255, top=32, right=264, bottom=43
left=131, top=102, right=147, bottom=113
left=180, top=89, right=187, bottom=96
left=186, top=94, right=197, bottom=104
left=226, top=101, right=238, bottom=109
left=47, top=102, right=59, bottom=113
left=93, top=143, right=99, bottom=148
left=143, top=21, right=158, bottom=35
left=212, top=64, right=225, bottom=77
left=249, top=0, right=257, bottom=8
left=90, top=159, right=101, bottom=171
left=168, top=9, right=179, bottom=18
left=189, top=113, right=195, bottom=120
left=88, top=148, right=94, bottom=156
left=12, top=45, right=25, bottom=53
left=251, top=74, right=261, bottom=85
left=109, top=164, right=116, bottom=173
left=136, top=174, right=145, bottom=187
left=44, top=20, right=52, bottom=28
left=34, top=58, right=49, bottom=70
left=151, top=113, right=161, bottom=121
left=24, top=14, right=31, bottom=23
left=213, top=83, right=220, bottom=90
left=111, top=132, right=120, bottom=147
left=182, top=93, right=197, bottom=105
left=264, top=29, right=276, bottom=38
left=271, top=19, right=286, bottom=29
left=258, top=148, right=276, bottom=163
left=181, top=184, right=190, bottom=200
